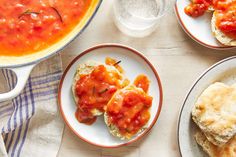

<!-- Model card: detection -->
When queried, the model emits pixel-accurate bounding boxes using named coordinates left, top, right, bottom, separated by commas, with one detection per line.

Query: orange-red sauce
left=184, top=0, right=236, bottom=39
left=134, top=75, right=150, bottom=93
left=75, top=65, right=122, bottom=125
left=184, top=0, right=212, bottom=17
left=106, top=75, right=152, bottom=138
left=74, top=58, right=130, bottom=125
left=0, top=0, right=92, bottom=56
left=105, top=57, right=123, bottom=73
left=215, top=1, right=236, bottom=39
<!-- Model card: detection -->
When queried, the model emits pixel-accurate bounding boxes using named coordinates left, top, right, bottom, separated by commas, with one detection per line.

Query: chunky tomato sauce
left=184, top=0, right=212, bottom=17
left=75, top=61, right=129, bottom=125
left=215, top=1, right=236, bottom=39
left=106, top=75, right=152, bottom=138
left=134, top=75, right=150, bottom=93
left=0, top=0, right=91, bottom=56
left=185, top=0, right=236, bottom=39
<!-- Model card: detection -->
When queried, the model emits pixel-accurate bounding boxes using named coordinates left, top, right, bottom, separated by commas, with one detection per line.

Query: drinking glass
left=113, top=0, right=168, bottom=37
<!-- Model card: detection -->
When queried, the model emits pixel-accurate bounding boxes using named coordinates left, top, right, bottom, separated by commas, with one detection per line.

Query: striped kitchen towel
left=0, top=54, right=64, bottom=157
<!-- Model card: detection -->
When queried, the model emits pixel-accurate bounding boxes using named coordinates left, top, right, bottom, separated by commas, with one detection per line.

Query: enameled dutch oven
left=0, top=0, right=102, bottom=102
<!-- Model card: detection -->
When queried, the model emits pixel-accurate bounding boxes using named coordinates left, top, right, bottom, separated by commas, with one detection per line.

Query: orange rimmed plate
left=175, top=0, right=235, bottom=50
left=58, top=44, right=163, bottom=148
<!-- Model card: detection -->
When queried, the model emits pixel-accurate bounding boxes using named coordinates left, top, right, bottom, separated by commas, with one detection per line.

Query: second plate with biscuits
left=178, top=56, right=236, bottom=157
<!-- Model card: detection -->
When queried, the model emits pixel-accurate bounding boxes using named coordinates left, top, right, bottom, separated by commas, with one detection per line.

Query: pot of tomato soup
left=0, top=0, right=102, bottom=102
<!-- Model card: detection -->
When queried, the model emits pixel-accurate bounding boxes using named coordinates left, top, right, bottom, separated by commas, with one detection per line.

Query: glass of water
left=113, top=0, right=168, bottom=37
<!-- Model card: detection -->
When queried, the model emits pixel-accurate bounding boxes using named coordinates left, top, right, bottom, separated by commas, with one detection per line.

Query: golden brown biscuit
left=195, top=130, right=236, bottom=157
left=192, top=82, right=236, bottom=146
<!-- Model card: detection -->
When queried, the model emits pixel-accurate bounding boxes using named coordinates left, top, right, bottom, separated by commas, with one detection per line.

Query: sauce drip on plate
left=184, top=0, right=236, bottom=39
left=134, top=74, right=150, bottom=93
left=0, top=0, right=91, bottom=56
left=106, top=75, right=152, bottom=138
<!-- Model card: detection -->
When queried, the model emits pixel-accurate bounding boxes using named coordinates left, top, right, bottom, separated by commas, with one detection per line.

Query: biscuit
left=195, top=130, right=236, bottom=157
left=192, top=82, right=236, bottom=146
left=211, top=12, right=236, bottom=46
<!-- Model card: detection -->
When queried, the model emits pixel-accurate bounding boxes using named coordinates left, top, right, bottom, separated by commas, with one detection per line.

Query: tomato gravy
left=0, top=0, right=92, bottom=56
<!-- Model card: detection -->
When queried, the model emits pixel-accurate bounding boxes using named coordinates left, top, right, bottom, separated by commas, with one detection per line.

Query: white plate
left=58, top=44, right=163, bottom=148
left=178, top=56, right=236, bottom=156
left=175, top=0, right=235, bottom=50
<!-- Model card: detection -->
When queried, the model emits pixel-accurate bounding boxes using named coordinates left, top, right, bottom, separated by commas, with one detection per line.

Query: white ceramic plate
left=58, top=44, right=163, bottom=148
left=175, top=0, right=235, bottom=50
left=178, top=56, right=236, bottom=156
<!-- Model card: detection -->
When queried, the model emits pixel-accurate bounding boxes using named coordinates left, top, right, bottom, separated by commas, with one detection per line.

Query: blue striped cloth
left=0, top=54, right=64, bottom=157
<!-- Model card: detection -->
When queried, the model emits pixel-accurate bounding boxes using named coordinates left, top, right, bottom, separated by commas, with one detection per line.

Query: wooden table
left=57, top=0, right=236, bottom=156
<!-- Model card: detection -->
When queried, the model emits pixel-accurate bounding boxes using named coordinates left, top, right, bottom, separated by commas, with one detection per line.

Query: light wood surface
left=57, top=0, right=236, bottom=156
